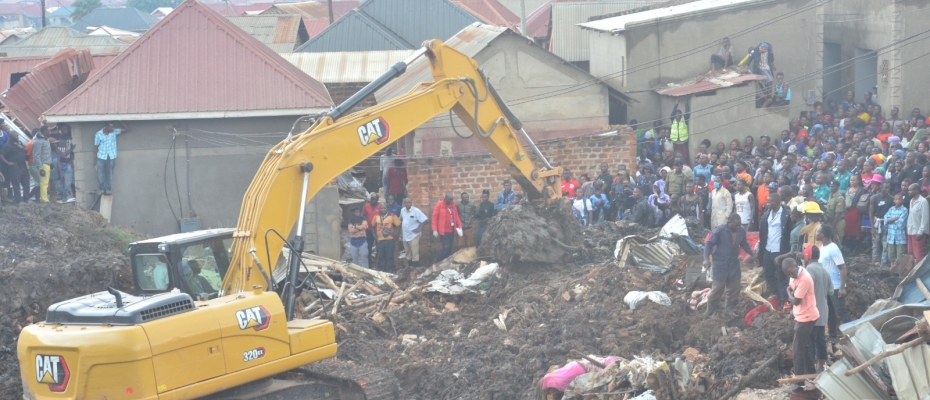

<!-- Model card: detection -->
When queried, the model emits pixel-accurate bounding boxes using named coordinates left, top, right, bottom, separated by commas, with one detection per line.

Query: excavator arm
left=221, top=39, right=562, bottom=298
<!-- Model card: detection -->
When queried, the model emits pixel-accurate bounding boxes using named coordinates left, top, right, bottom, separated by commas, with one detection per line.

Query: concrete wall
left=590, top=0, right=822, bottom=125
left=823, top=0, right=930, bottom=111
left=406, top=127, right=636, bottom=211
left=687, top=85, right=792, bottom=157
left=410, top=33, right=611, bottom=156
left=70, top=116, right=340, bottom=257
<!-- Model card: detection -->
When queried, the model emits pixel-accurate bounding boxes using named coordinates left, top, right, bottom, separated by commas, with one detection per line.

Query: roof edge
left=44, top=108, right=331, bottom=123
left=580, top=0, right=781, bottom=33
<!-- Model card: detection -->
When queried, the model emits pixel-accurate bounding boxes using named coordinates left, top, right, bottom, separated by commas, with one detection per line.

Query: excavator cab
left=129, top=229, right=235, bottom=299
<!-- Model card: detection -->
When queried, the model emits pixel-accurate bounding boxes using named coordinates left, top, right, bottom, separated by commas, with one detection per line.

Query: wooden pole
left=845, top=336, right=929, bottom=376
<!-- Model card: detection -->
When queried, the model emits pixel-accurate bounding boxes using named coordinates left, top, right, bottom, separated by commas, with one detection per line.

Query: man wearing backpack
left=372, top=206, right=401, bottom=272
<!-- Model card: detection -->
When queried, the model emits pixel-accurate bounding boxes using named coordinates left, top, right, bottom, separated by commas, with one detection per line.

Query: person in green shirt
left=834, top=160, right=852, bottom=195
left=813, top=174, right=830, bottom=204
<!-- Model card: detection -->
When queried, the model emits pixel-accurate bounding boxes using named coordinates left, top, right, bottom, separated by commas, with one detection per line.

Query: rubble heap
left=0, top=205, right=136, bottom=399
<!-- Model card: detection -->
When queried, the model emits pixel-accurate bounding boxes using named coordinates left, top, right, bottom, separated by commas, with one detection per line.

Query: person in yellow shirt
left=372, top=206, right=401, bottom=272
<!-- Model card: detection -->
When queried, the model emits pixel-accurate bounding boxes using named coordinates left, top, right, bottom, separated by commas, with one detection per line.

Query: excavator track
left=202, top=360, right=401, bottom=400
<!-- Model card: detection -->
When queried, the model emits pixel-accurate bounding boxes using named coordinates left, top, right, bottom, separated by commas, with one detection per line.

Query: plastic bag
left=624, top=291, right=672, bottom=309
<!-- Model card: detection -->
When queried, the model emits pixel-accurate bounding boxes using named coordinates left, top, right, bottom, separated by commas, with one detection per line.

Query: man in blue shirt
left=94, top=122, right=129, bottom=195
left=495, top=179, right=515, bottom=211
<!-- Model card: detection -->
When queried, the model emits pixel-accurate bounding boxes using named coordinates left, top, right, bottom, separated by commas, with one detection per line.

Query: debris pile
left=478, top=200, right=583, bottom=264
left=0, top=205, right=137, bottom=399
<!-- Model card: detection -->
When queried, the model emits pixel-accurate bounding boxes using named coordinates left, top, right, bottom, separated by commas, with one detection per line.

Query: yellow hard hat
left=802, top=201, right=822, bottom=214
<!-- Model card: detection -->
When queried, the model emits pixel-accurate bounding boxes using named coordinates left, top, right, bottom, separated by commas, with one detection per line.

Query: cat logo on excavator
left=35, top=354, right=70, bottom=392
left=235, top=306, right=271, bottom=331
left=357, top=117, right=390, bottom=146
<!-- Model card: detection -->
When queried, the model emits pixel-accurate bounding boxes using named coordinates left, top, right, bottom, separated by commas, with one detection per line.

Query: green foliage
left=105, top=227, right=136, bottom=255
left=127, top=0, right=179, bottom=14
left=70, top=0, right=102, bottom=21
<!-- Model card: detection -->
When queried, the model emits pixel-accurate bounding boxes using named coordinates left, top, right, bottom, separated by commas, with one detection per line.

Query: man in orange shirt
left=783, top=258, right=820, bottom=378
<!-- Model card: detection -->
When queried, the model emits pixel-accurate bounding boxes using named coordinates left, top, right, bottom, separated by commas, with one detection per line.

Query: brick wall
left=404, top=126, right=636, bottom=210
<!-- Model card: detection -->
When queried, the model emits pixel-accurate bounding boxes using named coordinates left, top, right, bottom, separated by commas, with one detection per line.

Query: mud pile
left=0, top=205, right=136, bottom=399
left=478, top=200, right=583, bottom=264
left=333, top=227, right=899, bottom=399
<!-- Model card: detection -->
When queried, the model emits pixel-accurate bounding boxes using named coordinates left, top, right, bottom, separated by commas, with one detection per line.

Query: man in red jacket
left=432, top=191, right=463, bottom=262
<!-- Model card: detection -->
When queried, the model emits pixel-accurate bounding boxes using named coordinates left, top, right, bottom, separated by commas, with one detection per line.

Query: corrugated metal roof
left=296, top=9, right=412, bottom=52
left=264, top=1, right=333, bottom=20
left=373, top=21, right=631, bottom=104
left=0, top=55, right=116, bottom=95
left=87, top=26, right=140, bottom=38
left=453, top=0, right=519, bottom=29
left=374, top=22, right=506, bottom=101
left=44, top=0, right=333, bottom=121
left=228, top=15, right=307, bottom=53
left=0, top=26, right=128, bottom=57
left=71, top=7, right=162, bottom=33
left=4, top=48, right=98, bottom=128
left=302, top=19, right=330, bottom=38
left=550, top=1, right=662, bottom=62
left=280, top=50, right=415, bottom=83
left=295, top=0, right=480, bottom=52
left=579, top=0, right=758, bottom=33
left=657, top=72, right=764, bottom=97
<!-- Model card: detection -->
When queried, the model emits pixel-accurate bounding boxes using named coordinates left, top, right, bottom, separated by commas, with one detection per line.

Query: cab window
left=135, top=254, right=170, bottom=291
left=178, top=239, right=231, bottom=299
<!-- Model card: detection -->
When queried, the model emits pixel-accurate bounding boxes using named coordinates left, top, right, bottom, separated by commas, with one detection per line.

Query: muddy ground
left=0, top=204, right=136, bottom=399
left=0, top=205, right=901, bottom=399
left=331, top=217, right=900, bottom=399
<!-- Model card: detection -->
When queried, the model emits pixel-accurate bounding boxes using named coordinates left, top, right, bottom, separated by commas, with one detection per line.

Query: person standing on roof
left=432, top=192, right=463, bottom=262
left=496, top=179, right=516, bottom=210
left=670, top=100, right=690, bottom=162
left=94, top=122, right=129, bottom=195
left=704, top=213, right=755, bottom=316
left=709, top=37, right=734, bottom=73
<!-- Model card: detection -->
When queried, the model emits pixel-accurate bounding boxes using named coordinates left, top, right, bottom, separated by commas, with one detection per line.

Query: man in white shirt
left=817, top=225, right=849, bottom=338
left=907, top=183, right=929, bottom=261
left=153, top=262, right=169, bottom=289
left=400, top=197, right=429, bottom=268
left=759, top=193, right=793, bottom=305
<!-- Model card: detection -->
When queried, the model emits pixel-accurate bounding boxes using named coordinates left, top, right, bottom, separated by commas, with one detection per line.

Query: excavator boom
left=220, top=39, right=562, bottom=295
left=19, top=39, right=561, bottom=400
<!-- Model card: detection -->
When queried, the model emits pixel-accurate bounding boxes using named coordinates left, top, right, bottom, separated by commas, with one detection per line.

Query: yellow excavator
left=18, top=39, right=563, bottom=399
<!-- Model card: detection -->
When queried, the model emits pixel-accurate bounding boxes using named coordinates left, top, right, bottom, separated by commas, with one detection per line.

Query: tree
left=126, top=0, right=179, bottom=14
left=70, top=0, right=102, bottom=21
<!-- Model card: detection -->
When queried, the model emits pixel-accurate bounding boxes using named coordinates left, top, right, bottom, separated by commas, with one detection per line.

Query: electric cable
left=163, top=135, right=179, bottom=224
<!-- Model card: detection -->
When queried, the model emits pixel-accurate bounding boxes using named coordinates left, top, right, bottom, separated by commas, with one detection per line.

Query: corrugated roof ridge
left=46, top=0, right=333, bottom=117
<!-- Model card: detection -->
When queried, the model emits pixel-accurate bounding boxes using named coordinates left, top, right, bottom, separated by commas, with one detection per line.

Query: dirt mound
left=332, top=233, right=900, bottom=399
left=0, top=205, right=137, bottom=399
left=478, top=200, right=583, bottom=264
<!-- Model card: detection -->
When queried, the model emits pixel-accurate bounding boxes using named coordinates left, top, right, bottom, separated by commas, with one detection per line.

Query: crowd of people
left=0, top=121, right=128, bottom=205
left=345, top=176, right=526, bottom=273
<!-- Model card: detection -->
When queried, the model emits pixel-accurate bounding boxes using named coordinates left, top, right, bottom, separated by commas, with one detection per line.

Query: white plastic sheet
left=623, top=291, right=672, bottom=309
